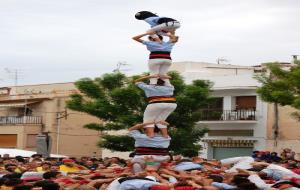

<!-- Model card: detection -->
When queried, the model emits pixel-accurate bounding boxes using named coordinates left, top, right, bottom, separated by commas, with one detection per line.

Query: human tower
left=128, top=11, right=180, bottom=173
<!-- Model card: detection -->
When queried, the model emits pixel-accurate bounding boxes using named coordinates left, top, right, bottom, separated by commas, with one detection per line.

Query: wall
left=266, top=104, right=300, bottom=158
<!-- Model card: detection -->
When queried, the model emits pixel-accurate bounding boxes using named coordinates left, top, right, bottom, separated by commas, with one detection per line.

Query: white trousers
left=148, top=21, right=181, bottom=35
left=107, top=178, right=121, bottom=190
left=132, top=155, right=170, bottom=164
left=221, top=156, right=254, bottom=173
left=148, top=59, right=172, bottom=85
left=143, top=103, right=177, bottom=128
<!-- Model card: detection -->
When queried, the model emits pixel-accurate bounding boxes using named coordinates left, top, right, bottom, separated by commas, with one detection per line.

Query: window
left=26, top=134, right=37, bottom=148
left=236, top=96, right=256, bottom=110
left=0, top=134, right=17, bottom=148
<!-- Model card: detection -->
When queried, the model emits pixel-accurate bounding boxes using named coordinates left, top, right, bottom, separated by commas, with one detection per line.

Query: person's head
left=135, top=11, right=158, bottom=20
left=208, top=174, right=223, bottom=183
left=13, top=185, right=33, bottom=190
left=50, top=165, right=60, bottom=172
left=237, top=182, right=258, bottom=190
left=286, top=161, right=297, bottom=169
left=42, top=182, right=60, bottom=190
left=15, top=156, right=25, bottom=163
left=148, top=35, right=163, bottom=42
left=270, top=152, right=277, bottom=156
left=3, top=178, right=23, bottom=187
left=156, top=78, right=165, bottom=86
left=85, top=160, right=94, bottom=166
left=2, top=173, right=22, bottom=179
left=31, top=154, right=42, bottom=159
left=41, top=162, right=52, bottom=170
left=232, top=175, right=250, bottom=185
left=252, top=163, right=267, bottom=171
left=5, top=164, right=17, bottom=172
left=43, top=171, right=62, bottom=180
left=62, top=159, right=74, bottom=167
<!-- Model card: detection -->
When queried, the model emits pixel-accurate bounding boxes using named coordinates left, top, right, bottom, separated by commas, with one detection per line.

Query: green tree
left=255, top=60, right=300, bottom=142
left=67, top=71, right=211, bottom=156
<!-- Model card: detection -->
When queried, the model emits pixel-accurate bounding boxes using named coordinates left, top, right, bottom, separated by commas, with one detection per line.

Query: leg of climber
left=143, top=103, right=161, bottom=138
left=148, top=59, right=161, bottom=85
left=158, top=60, right=172, bottom=86
left=155, top=103, right=177, bottom=136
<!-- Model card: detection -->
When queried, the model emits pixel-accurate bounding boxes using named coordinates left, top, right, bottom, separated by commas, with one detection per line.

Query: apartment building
left=171, top=61, right=298, bottom=159
left=0, top=83, right=101, bottom=157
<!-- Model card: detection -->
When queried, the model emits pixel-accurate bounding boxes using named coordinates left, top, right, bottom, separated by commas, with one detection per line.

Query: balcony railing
left=198, top=109, right=256, bottom=121
left=0, top=116, right=42, bottom=125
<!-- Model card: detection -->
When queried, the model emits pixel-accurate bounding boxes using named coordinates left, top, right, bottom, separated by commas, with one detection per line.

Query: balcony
left=198, top=109, right=257, bottom=124
left=0, top=116, right=42, bottom=125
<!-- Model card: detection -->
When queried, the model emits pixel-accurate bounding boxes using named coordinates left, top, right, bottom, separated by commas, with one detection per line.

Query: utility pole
left=56, top=112, right=61, bottom=154
left=56, top=109, right=68, bottom=154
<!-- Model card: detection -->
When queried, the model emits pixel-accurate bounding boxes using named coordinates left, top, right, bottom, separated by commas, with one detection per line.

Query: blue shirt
left=128, top=130, right=170, bottom=148
left=136, top=82, right=174, bottom=98
left=142, top=41, right=174, bottom=52
left=174, top=162, right=203, bottom=171
left=211, top=182, right=237, bottom=190
left=144, top=16, right=160, bottom=27
left=118, top=179, right=158, bottom=190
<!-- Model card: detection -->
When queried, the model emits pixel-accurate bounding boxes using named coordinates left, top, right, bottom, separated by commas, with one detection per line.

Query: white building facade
left=171, top=62, right=268, bottom=159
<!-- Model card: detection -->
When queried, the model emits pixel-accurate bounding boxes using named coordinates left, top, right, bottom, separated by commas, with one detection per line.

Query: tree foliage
left=255, top=61, right=300, bottom=121
left=67, top=71, right=212, bottom=156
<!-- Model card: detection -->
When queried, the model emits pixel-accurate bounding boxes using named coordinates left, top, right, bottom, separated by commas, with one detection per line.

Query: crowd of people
left=0, top=149, right=300, bottom=190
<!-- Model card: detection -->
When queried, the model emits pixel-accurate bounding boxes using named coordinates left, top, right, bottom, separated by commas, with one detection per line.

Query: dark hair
left=157, top=35, right=163, bottom=41
left=0, top=178, right=7, bottom=186
left=90, top=175, right=106, bottom=180
left=148, top=35, right=163, bottom=41
left=4, top=164, right=17, bottom=170
left=42, top=182, right=60, bottom=190
left=208, top=174, right=223, bottom=183
left=156, top=78, right=165, bottom=86
left=154, top=125, right=160, bottom=133
left=41, top=162, right=52, bottom=166
left=3, top=178, right=23, bottom=186
left=232, top=175, right=249, bottom=185
left=129, top=152, right=135, bottom=158
left=272, top=181, right=300, bottom=188
left=13, top=185, right=33, bottom=190
left=34, top=180, right=52, bottom=187
left=135, top=11, right=158, bottom=20
left=237, top=182, right=259, bottom=190
left=43, top=171, right=61, bottom=179
left=2, top=173, right=22, bottom=179
left=15, top=156, right=25, bottom=163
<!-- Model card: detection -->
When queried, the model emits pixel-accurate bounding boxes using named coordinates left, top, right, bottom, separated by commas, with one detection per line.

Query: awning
left=0, top=101, right=41, bottom=108
left=202, top=139, right=256, bottom=147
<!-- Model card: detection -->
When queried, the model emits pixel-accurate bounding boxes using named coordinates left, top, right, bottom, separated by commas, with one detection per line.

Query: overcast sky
left=0, top=0, right=299, bottom=86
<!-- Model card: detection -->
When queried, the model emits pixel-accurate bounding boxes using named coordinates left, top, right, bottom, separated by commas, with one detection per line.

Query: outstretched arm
left=166, top=32, right=179, bottom=43
left=128, top=122, right=155, bottom=131
left=134, top=74, right=159, bottom=83
left=132, top=31, right=154, bottom=43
